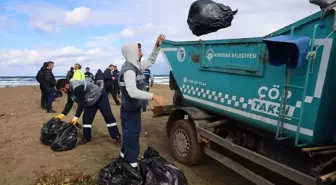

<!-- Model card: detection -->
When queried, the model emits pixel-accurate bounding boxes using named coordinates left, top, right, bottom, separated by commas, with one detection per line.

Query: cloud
left=9, top=0, right=320, bottom=34
left=85, top=0, right=319, bottom=48
left=85, top=23, right=176, bottom=48
left=85, top=33, right=120, bottom=48
left=65, top=7, right=91, bottom=25
left=0, top=0, right=322, bottom=75
left=120, top=28, right=135, bottom=37
left=0, top=15, right=16, bottom=28
left=0, top=16, right=7, bottom=23
left=12, top=2, right=92, bottom=32
left=0, top=46, right=125, bottom=75
left=30, top=21, right=53, bottom=33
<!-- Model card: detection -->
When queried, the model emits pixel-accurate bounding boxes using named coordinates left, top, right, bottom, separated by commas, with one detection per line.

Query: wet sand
left=0, top=85, right=252, bottom=185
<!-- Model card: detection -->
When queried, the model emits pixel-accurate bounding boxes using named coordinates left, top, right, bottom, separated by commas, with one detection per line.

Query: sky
left=0, top=0, right=320, bottom=76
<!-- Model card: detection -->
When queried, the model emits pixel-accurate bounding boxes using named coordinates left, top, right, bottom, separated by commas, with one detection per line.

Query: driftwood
left=151, top=105, right=173, bottom=118
left=317, top=171, right=336, bottom=184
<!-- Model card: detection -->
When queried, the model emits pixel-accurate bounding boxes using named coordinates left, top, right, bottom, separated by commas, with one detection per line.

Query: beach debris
left=98, top=158, right=143, bottom=185
left=152, top=105, right=173, bottom=118
left=50, top=123, right=78, bottom=152
left=98, top=146, right=188, bottom=185
left=40, top=118, right=68, bottom=146
left=34, top=170, right=95, bottom=185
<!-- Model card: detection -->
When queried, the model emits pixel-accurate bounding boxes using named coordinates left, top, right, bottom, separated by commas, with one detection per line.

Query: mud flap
left=152, top=105, right=173, bottom=118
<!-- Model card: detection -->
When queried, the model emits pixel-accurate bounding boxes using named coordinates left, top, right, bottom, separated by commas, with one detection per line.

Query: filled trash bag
left=310, top=0, right=336, bottom=9
left=187, top=0, right=238, bottom=36
left=40, top=118, right=68, bottom=146
left=98, top=158, right=143, bottom=185
left=141, top=146, right=188, bottom=185
left=50, top=124, right=78, bottom=152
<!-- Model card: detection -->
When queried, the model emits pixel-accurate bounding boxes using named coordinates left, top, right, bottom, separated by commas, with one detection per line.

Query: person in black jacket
left=35, top=62, right=48, bottom=110
left=112, top=65, right=120, bottom=98
left=84, top=67, right=95, bottom=83
left=95, top=69, right=104, bottom=88
left=104, top=65, right=120, bottom=105
left=41, top=61, right=56, bottom=113
left=66, top=67, right=74, bottom=80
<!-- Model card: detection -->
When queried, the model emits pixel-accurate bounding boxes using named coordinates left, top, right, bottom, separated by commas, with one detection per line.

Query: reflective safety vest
left=71, top=70, right=85, bottom=81
left=70, top=80, right=103, bottom=107
left=118, top=61, right=146, bottom=111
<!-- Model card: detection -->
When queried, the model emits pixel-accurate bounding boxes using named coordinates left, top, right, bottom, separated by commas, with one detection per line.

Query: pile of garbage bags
left=187, top=0, right=238, bottom=36
left=40, top=117, right=79, bottom=152
left=98, top=146, right=188, bottom=185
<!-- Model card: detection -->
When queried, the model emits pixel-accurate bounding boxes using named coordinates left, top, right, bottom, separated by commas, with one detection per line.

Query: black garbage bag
left=40, top=118, right=68, bottom=146
left=50, top=123, right=78, bottom=152
left=310, top=0, right=336, bottom=9
left=141, top=146, right=188, bottom=185
left=98, top=158, right=143, bottom=185
left=187, top=0, right=238, bottom=36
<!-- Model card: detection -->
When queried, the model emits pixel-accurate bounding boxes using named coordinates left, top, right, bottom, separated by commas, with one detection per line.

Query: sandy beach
left=0, top=84, right=252, bottom=185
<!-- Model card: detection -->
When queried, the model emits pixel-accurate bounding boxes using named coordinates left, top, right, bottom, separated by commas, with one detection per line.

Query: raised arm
left=139, top=34, right=166, bottom=71
left=139, top=47, right=160, bottom=71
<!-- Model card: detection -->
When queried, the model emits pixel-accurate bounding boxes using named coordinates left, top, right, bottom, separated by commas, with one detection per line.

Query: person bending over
left=55, top=79, right=122, bottom=146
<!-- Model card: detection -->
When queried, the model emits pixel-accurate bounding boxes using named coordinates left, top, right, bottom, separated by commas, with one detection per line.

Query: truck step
left=284, top=84, right=304, bottom=89
left=278, top=114, right=299, bottom=121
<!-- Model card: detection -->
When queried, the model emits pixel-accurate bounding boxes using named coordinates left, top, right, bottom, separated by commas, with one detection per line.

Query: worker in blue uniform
left=55, top=79, right=122, bottom=147
left=118, top=34, right=166, bottom=168
left=142, top=68, right=154, bottom=112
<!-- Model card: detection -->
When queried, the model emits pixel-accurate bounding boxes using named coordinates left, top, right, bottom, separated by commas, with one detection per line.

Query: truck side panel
left=161, top=11, right=336, bottom=146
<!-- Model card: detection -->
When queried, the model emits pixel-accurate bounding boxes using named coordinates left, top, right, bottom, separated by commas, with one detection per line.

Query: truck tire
left=169, top=119, right=203, bottom=165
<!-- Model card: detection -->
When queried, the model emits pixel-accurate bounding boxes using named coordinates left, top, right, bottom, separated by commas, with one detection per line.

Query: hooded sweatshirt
left=95, top=69, right=104, bottom=80
left=119, top=43, right=160, bottom=100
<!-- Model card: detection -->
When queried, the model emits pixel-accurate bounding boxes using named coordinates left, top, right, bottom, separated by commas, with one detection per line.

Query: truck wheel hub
left=174, top=128, right=190, bottom=157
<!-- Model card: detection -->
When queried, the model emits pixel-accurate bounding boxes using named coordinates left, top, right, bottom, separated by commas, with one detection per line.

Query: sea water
left=0, top=75, right=169, bottom=88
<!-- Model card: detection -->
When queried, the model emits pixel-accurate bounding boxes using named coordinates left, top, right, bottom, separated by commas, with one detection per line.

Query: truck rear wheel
left=169, top=119, right=203, bottom=165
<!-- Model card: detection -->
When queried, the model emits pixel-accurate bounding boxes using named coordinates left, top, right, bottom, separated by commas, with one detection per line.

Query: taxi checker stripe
left=180, top=83, right=314, bottom=136
left=183, top=94, right=313, bottom=136
left=107, top=123, right=117, bottom=127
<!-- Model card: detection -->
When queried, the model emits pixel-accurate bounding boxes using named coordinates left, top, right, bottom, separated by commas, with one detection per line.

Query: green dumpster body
left=161, top=9, right=336, bottom=147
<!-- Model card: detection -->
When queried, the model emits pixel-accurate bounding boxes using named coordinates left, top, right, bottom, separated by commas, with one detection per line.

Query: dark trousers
left=106, top=85, right=120, bottom=105
left=115, top=83, right=121, bottom=97
left=45, top=87, right=55, bottom=111
left=120, top=106, right=141, bottom=164
left=82, top=91, right=121, bottom=140
left=40, top=87, right=46, bottom=108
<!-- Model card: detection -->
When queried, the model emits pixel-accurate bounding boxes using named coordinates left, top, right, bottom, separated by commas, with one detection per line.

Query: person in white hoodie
left=118, top=34, right=166, bottom=168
